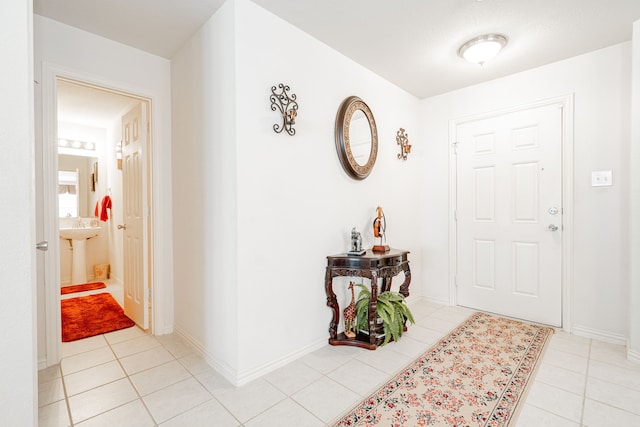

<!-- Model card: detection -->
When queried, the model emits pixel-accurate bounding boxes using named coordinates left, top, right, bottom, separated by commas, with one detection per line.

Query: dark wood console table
left=325, top=248, right=411, bottom=350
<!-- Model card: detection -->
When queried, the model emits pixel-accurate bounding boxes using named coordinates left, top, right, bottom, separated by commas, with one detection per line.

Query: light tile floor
left=39, top=299, right=640, bottom=426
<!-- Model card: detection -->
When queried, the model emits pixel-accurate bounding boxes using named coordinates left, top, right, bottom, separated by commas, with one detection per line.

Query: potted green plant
left=354, top=284, right=415, bottom=346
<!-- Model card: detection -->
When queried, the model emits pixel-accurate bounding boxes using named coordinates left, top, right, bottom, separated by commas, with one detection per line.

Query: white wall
left=171, top=0, right=240, bottom=379
left=420, top=43, right=632, bottom=342
left=172, top=0, right=421, bottom=385
left=0, top=0, right=37, bottom=424
left=34, top=15, right=174, bottom=367
left=629, top=20, right=640, bottom=361
left=106, top=116, right=125, bottom=284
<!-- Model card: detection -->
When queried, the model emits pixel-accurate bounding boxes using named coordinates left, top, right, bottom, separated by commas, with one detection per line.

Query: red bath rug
left=61, top=292, right=135, bottom=342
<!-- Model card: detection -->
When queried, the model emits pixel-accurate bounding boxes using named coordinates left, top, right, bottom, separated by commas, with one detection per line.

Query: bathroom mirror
left=58, top=154, right=97, bottom=218
left=334, top=96, right=378, bottom=180
left=58, top=170, right=78, bottom=217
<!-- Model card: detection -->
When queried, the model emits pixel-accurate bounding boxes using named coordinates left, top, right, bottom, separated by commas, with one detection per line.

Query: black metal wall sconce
left=396, top=128, right=411, bottom=160
left=270, top=83, right=298, bottom=136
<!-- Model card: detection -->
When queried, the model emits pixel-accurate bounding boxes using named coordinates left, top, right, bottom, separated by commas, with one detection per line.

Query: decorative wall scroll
left=270, top=83, right=298, bottom=136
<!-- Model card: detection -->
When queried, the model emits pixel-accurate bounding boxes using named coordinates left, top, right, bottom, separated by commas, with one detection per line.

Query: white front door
left=122, top=102, right=149, bottom=329
left=455, top=103, right=563, bottom=326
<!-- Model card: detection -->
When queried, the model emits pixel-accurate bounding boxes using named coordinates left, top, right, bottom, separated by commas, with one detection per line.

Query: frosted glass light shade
left=458, top=34, right=507, bottom=64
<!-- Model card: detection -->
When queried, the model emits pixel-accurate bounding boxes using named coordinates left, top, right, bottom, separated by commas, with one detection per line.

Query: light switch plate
left=591, top=170, right=612, bottom=187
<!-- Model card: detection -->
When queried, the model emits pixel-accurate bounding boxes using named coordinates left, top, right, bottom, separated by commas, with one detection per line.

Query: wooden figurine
left=343, top=282, right=357, bottom=339
left=372, top=206, right=390, bottom=253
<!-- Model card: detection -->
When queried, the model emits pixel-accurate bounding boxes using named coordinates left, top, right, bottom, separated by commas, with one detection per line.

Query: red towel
left=94, top=201, right=99, bottom=217
left=100, top=195, right=112, bottom=222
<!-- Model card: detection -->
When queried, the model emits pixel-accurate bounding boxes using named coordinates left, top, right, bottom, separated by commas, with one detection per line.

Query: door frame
left=448, top=95, right=574, bottom=330
left=40, top=62, right=155, bottom=366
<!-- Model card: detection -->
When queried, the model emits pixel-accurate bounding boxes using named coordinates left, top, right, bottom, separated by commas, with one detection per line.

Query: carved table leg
left=325, top=268, right=339, bottom=340
left=399, top=265, right=412, bottom=298
left=368, top=272, right=379, bottom=345
left=381, top=276, right=393, bottom=293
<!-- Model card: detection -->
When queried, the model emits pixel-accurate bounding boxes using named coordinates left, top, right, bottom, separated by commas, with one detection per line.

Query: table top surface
left=327, top=248, right=409, bottom=260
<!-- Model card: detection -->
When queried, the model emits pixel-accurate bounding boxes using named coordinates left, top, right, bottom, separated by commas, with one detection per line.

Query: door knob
left=117, top=224, right=127, bottom=230
left=548, top=224, right=558, bottom=232
left=36, top=241, right=48, bottom=251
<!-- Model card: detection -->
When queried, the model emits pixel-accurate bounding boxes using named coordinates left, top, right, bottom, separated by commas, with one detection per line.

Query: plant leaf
left=385, top=292, right=405, bottom=302
left=355, top=284, right=370, bottom=300
left=355, top=299, right=369, bottom=331
left=352, top=287, right=415, bottom=345
left=377, top=304, right=392, bottom=325
left=382, top=322, right=391, bottom=346
left=379, top=299, right=397, bottom=323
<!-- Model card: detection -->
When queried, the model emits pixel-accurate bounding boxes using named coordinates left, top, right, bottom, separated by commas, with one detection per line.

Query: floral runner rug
left=332, top=311, right=554, bottom=427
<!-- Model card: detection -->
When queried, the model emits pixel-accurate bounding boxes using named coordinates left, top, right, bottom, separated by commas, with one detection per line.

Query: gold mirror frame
left=334, top=96, right=378, bottom=180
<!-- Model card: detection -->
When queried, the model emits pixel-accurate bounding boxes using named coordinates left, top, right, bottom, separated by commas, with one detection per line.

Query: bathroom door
left=122, top=102, right=149, bottom=329
left=455, top=103, right=563, bottom=327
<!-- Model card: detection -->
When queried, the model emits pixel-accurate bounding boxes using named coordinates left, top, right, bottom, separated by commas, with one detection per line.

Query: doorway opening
left=43, top=75, right=154, bottom=360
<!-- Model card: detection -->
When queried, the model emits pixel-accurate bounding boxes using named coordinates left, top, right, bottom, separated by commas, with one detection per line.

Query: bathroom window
left=58, top=170, right=78, bottom=217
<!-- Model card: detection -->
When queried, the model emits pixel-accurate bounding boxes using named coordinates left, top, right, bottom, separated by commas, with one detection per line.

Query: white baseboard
left=154, top=325, right=174, bottom=336
left=60, top=273, right=100, bottom=286
left=37, top=356, right=48, bottom=371
left=571, top=324, right=627, bottom=345
left=627, top=345, right=640, bottom=363
left=235, top=338, right=327, bottom=386
left=173, top=325, right=327, bottom=386
left=413, top=295, right=451, bottom=307
left=172, top=325, right=238, bottom=385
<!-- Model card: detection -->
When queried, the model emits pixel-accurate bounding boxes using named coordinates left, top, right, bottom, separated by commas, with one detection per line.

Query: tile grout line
left=58, top=335, right=109, bottom=425
left=577, top=344, right=640, bottom=421
left=180, top=361, right=245, bottom=426
left=58, top=363, right=74, bottom=427
left=523, top=335, right=585, bottom=422
left=286, top=312, right=449, bottom=425
left=108, top=335, right=160, bottom=427
left=579, top=338, right=592, bottom=426
left=113, top=331, right=227, bottom=425
left=62, top=329, right=159, bottom=426
left=524, top=335, right=590, bottom=425
left=260, top=371, right=327, bottom=425
left=65, top=335, right=142, bottom=426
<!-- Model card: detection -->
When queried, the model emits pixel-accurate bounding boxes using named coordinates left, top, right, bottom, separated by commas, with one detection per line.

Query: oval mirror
left=334, top=96, right=378, bottom=180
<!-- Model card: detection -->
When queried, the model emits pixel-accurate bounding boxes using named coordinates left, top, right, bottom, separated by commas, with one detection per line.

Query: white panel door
left=122, top=102, right=148, bottom=329
left=456, top=103, right=563, bottom=326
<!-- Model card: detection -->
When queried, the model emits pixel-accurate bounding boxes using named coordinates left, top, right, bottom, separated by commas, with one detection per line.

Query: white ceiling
left=34, top=0, right=225, bottom=64
left=35, top=0, right=640, bottom=99
left=56, top=80, right=139, bottom=128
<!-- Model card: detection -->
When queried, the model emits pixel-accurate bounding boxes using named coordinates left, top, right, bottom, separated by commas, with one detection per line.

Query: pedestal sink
left=60, top=226, right=100, bottom=285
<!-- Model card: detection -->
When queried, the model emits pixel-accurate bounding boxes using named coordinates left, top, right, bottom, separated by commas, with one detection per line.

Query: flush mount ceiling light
left=458, top=34, right=507, bottom=65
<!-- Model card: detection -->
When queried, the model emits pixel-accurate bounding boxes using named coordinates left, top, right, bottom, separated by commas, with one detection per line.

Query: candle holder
left=270, top=83, right=298, bottom=136
left=396, top=128, right=411, bottom=160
